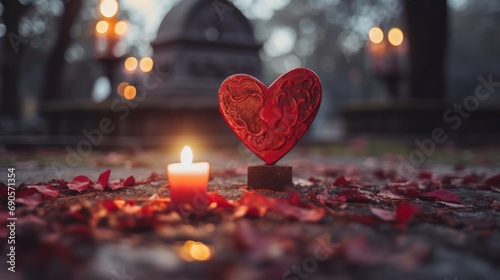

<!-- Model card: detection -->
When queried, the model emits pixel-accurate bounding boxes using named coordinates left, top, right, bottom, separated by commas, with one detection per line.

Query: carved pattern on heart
left=219, top=68, right=322, bottom=165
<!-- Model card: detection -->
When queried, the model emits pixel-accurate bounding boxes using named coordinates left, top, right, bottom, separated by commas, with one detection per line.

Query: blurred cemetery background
left=0, top=0, right=499, bottom=150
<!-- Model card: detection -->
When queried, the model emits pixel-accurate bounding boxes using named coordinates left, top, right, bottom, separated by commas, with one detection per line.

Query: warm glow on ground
left=114, top=21, right=128, bottom=36
left=96, top=21, right=109, bottom=34
left=117, top=82, right=129, bottom=96
left=124, top=57, right=138, bottom=72
left=100, top=0, right=119, bottom=18
left=123, top=85, right=137, bottom=100
left=139, top=57, right=154, bottom=72
left=179, top=241, right=213, bottom=262
left=388, top=27, right=404, bottom=46
left=368, top=27, right=384, bottom=44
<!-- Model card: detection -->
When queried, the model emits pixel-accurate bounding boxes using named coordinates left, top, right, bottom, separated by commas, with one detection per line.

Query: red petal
left=237, top=191, right=324, bottom=222
left=27, top=185, right=59, bottom=198
left=485, top=174, right=500, bottom=187
left=102, top=200, right=120, bottom=211
left=333, top=176, right=349, bottom=187
left=206, top=191, right=234, bottom=208
left=418, top=171, right=433, bottom=179
left=420, top=189, right=461, bottom=203
left=93, top=169, right=111, bottom=190
left=123, top=176, right=135, bottom=186
left=490, top=200, right=500, bottom=210
left=108, top=176, right=135, bottom=190
left=15, top=192, right=43, bottom=207
left=370, top=207, right=395, bottom=221
left=336, top=189, right=372, bottom=202
left=108, top=180, right=122, bottom=190
left=67, top=175, right=92, bottom=192
left=395, top=203, right=420, bottom=223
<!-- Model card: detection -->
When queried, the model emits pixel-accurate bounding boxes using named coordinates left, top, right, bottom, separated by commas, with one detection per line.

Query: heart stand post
left=248, top=165, right=293, bottom=191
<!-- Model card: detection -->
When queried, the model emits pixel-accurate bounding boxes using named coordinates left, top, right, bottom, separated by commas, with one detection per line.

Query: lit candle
left=167, top=146, right=210, bottom=206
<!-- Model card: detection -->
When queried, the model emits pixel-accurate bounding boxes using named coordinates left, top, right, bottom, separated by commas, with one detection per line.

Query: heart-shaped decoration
left=219, top=68, right=322, bottom=165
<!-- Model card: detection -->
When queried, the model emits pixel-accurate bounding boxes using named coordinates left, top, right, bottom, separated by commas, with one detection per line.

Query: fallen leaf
left=206, top=191, right=234, bottom=208
left=336, top=189, right=372, bottom=202
left=332, top=176, right=350, bottom=187
left=490, top=200, right=500, bottom=210
left=418, top=171, right=433, bottom=179
left=236, top=191, right=325, bottom=222
left=437, top=201, right=468, bottom=208
left=462, top=174, right=481, bottom=185
left=391, top=181, right=421, bottom=198
left=370, top=207, right=395, bottom=221
left=67, top=175, right=92, bottom=192
left=15, top=192, right=43, bottom=207
left=108, top=176, right=136, bottom=190
left=420, top=189, right=461, bottom=203
left=485, top=174, right=500, bottom=187
left=377, top=189, right=405, bottom=200
left=27, top=185, right=59, bottom=198
left=93, top=169, right=111, bottom=190
left=395, top=203, right=420, bottom=223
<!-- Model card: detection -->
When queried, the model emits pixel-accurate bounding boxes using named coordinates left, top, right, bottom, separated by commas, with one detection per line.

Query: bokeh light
left=179, top=241, right=213, bottom=262
left=124, top=57, right=138, bottom=72
left=117, top=82, right=129, bottom=96
left=123, top=85, right=137, bottom=100
left=388, top=27, right=404, bottom=46
left=368, top=27, right=384, bottom=44
left=114, top=20, right=128, bottom=36
left=100, top=0, right=119, bottom=18
left=96, top=20, right=109, bottom=34
left=139, top=57, right=154, bottom=72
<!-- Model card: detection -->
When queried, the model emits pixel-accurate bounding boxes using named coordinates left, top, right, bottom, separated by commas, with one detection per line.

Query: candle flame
left=181, top=146, right=193, bottom=164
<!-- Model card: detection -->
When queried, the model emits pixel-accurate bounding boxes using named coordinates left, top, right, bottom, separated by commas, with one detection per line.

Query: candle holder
left=219, top=68, right=322, bottom=191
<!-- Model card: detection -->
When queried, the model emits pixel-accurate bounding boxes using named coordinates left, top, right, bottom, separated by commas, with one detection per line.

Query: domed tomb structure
left=150, top=0, right=261, bottom=104
left=36, top=0, right=261, bottom=147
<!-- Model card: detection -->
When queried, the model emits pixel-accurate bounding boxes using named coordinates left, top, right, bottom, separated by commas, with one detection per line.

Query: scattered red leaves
left=420, top=189, right=461, bottom=204
left=235, top=191, right=325, bottom=222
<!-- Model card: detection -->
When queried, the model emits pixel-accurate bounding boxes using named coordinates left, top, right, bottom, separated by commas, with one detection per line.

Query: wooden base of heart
left=247, top=165, right=293, bottom=191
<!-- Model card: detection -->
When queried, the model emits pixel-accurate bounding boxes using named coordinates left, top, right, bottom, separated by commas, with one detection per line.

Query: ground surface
left=1, top=143, right=500, bottom=280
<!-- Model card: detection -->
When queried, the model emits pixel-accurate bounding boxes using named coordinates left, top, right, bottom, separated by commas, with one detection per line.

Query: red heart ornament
left=219, top=68, right=322, bottom=165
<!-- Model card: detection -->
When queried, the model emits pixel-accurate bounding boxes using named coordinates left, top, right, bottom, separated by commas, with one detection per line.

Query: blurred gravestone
left=39, top=0, right=260, bottom=147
